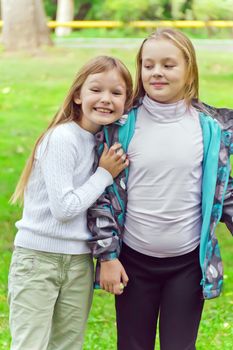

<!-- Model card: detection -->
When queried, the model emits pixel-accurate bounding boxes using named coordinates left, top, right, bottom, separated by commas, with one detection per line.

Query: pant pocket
left=8, top=248, right=38, bottom=303
left=9, top=249, right=37, bottom=278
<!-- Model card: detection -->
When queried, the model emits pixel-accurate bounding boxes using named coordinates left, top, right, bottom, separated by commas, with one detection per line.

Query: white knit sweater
left=15, top=121, right=113, bottom=254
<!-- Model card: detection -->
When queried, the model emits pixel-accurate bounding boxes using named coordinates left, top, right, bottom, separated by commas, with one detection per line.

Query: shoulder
left=198, top=111, right=222, bottom=139
left=37, top=122, right=81, bottom=158
left=193, top=100, right=233, bottom=131
left=50, top=122, right=81, bottom=140
left=49, top=122, right=88, bottom=145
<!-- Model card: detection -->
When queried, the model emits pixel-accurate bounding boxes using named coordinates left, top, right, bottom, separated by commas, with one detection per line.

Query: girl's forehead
left=88, top=68, right=122, bottom=80
left=142, top=38, right=184, bottom=60
left=84, top=69, right=126, bottom=87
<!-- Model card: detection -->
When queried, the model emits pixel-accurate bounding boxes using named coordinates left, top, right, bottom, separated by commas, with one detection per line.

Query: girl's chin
left=147, top=96, right=169, bottom=104
left=147, top=94, right=182, bottom=104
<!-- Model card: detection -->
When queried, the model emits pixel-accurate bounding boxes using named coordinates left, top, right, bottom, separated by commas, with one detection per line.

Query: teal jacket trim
left=198, top=114, right=221, bottom=281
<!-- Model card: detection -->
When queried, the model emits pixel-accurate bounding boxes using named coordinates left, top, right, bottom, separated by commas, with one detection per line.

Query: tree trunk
left=1, top=0, right=52, bottom=51
left=35, top=0, right=53, bottom=46
left=55, top=0, right=74, bottom=37
left=75, top=2, right=92, bottom=20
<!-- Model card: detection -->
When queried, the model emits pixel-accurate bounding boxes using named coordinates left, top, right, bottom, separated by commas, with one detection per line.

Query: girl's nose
left=152, top=65, right=163, bottom=77
left=100, top=91, right=111, bottom=103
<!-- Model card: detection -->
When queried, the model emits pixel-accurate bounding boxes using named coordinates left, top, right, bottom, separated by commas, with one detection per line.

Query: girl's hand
left=100, top=258, right=129, bottom=295
left=99, top=143, right=129, bottom=178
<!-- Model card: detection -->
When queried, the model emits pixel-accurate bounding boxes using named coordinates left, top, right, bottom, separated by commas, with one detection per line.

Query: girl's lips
left=94, top=107, right=113, bottom=113
left=150, top=82, right=168, bottom=89
left=151, top=82, right=168, bottom=86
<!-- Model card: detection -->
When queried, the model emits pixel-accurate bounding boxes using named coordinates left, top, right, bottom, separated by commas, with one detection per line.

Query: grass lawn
left=0, top=43, right=233, bottom=349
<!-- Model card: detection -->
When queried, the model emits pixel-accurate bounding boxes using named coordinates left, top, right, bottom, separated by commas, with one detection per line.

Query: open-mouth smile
left=94, top=107, right=113, bottom=114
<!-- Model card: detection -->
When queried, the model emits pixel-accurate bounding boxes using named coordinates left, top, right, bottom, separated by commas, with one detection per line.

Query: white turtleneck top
left=124, top=96, right=203, bottom=257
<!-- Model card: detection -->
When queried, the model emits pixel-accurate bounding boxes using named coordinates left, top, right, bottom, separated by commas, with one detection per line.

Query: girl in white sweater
left=8, top=56, right=132, bottom=350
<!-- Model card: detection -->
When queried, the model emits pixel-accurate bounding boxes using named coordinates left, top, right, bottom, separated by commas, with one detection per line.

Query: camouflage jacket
left=87, top=102, right=233, bottom=299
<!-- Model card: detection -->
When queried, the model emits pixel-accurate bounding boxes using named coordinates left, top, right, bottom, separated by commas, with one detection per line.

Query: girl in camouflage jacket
left=88, top=29, right=233, bottom=350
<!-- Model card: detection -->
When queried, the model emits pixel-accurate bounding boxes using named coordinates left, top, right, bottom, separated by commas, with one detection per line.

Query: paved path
left=54, top=38, right=233, bottom=51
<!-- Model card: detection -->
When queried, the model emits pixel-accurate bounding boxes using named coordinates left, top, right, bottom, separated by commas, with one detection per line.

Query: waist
left=14, top=230, right=91, bottom=255
left=124, top=212, right=202, bottom=257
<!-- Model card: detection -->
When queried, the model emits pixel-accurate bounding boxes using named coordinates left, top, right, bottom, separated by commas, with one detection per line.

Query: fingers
left=113, top=283, right=124, bottom=295
left=101, top=282, right=125, bottom=295
left=104, top=143, right=128, bottom=166
left=121, top=153, right=127, bottom=162
left=102, top=143, right=108, bottom=155
left=99, top=259, right=129, bottom=295
left=108, top=143, right=122, bottom=155
left=108, top=144, right=127, bottom=161
left=116, top=148, right=124, bottom=157
left=124, top=158, right=129, bottom=167
left=101, top=276, right=129, bottom=296
left=100, top=281, right=116, bottom=294
left=121, top=269, right=129, bottom=286
left=105, top=283, right=114, bottom=294
left=116, top=157, right=129, bottom=172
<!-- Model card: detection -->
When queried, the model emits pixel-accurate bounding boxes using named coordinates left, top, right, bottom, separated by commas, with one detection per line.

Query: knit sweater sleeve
left=39, top=126, right=113, bottom=222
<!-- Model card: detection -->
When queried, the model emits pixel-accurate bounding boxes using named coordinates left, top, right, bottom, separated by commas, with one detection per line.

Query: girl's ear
left=74, top=96, right=82, bottom=105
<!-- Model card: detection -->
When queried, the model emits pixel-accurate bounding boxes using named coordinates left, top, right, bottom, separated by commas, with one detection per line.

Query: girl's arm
left=87, top=124, right=129, bottom=260
left=87, top=194, right=128, bottom=295
left=87, top=124, right=130, bottom=294
left=87, top=189, right=121, bottom=259
left=221, top=175, right=233, bottom=234
left=40, top=126, right=126, bottom=222
left=197, top=102, right=233, bottom=234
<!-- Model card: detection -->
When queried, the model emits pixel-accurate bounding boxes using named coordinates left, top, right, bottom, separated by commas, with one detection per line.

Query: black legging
left=115, top=243, right=204, bottom=350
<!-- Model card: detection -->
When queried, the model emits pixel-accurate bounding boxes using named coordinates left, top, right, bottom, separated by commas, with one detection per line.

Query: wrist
left=100, top=258, right=118, bottom=265
left=99, top=251, right=118, bottom=262
left=96, top=167, right=113, bottom=185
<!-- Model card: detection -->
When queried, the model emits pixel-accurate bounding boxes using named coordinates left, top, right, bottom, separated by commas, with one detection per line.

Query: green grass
left=0, top=44, right=233, bottom=349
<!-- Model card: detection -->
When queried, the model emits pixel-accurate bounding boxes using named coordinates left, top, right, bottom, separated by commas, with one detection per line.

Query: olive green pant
left=8, top=247, right=94, bottom=350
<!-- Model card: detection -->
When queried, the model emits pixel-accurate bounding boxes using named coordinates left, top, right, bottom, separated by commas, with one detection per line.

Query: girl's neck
left=75, top=119, right=101, bottom=135
left=142, top=94, right=189, bottom=123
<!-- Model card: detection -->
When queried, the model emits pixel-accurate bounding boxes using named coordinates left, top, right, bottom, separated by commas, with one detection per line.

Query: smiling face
left=74, top=68, right=127, bottom=134
left=141, top=38, right=187, bottom=104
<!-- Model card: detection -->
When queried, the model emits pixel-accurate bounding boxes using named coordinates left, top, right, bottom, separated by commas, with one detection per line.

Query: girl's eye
left=113, top=91, right=123, bottom=96
left=164, top=65, right=175, bottom=69
left=144, top=65, right=153, bottom=70
left=90, top=88, right=100, bottom=92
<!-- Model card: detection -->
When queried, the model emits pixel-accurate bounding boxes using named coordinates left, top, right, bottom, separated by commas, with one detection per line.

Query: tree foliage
left=43, top=0, right=102, bottom=20
left=44, top=0, right=57, bottom=19
left=192, top=0, right=233, bottom=20
left=43, top=0, right=233, bottom=21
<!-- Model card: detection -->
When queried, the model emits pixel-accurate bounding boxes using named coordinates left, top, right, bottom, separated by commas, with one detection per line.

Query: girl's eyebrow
left=88, top=79, right=102, bottom=84
left=88, top=80, right=125, bottom=89
left=114, top=86, right=125, bottom=91
left=163, top=57, right=177, bottom=61
left=143, top=58, right=154, bottom=62
left=143, top=56, right=178, bottom=61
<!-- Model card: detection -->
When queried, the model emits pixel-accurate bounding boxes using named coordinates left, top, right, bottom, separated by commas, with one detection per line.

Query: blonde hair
left=133, top=28, right=199, bottom=106
left=11, top=55, right=133, bottom=204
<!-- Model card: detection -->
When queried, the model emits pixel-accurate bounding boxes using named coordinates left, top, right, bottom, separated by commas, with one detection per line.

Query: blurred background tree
left=42, top=0, right=233, bottom=21
left=1, top=0, right=52, bottom=51
left=192, top=0, right=233, bottom=20
left=44, top=0, right=102, bottom=20
left=1, top=0, right=233, bottom=51
left=55, top=0, right=74, bottom=36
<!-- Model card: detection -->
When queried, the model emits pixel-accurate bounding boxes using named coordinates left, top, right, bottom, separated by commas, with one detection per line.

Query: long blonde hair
left=11, top=55, right=133, bottom=204
left=133, top=28, right=199, bottom=106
